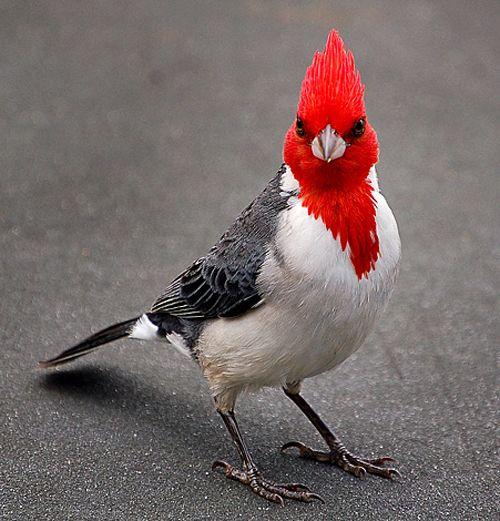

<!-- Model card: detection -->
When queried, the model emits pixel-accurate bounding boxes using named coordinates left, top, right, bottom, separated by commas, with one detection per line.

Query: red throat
left=300, top=182, right=380, bottom=279
left=283, top=30, right=380, bottom=279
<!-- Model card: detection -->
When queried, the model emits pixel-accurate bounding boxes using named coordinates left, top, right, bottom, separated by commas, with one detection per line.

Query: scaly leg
left=212, top=406, right=324, bottom=506
left=281, top=387, right=401, bottom=480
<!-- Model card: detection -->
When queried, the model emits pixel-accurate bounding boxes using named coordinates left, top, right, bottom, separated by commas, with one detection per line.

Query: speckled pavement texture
left=0, top=1, right=498, bottom=519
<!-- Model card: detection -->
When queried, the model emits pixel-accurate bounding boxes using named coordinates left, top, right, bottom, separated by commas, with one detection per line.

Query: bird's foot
left=281, top=441, right=401, bottom=480
left=212, top=460, right=324, bottom=506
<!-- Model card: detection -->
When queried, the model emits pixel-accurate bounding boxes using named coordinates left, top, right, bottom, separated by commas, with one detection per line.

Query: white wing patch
left=129, top=314, right=159, bottom=341
left=166, top=332, right=191, bottom=357
left=129, top=313, right=191, bottom=357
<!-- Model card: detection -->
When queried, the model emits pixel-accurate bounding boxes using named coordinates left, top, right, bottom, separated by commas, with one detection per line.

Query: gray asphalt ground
left=1, top=1, right=498, bottom=519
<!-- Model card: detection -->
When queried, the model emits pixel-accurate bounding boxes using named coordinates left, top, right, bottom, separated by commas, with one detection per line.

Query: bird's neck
left=292, top=167, right=380, bottom=279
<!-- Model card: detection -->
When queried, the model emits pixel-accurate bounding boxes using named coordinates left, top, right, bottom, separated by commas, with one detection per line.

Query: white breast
left=198, top=167, right=400, bottom=399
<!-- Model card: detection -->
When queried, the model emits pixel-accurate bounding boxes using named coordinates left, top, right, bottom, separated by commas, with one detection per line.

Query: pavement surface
left=0, top=1, right=498, bottom=519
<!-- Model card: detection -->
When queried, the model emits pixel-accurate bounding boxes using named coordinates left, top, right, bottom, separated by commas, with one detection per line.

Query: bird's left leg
left=281, top=384, right=400, bottom=480
left=212, top=397, right=323, bottom=506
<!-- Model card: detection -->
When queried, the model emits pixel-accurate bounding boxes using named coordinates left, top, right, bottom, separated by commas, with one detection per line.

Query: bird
left=40, top=29, right=401, bottom=506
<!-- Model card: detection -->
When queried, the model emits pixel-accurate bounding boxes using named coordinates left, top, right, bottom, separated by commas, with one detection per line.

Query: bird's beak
left=311, top=124, right=347, bottom=162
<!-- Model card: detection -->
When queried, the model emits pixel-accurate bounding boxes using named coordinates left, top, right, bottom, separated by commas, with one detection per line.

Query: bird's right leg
left=212, top=399, right=323, bottom=506
left=281, top=385, right=400, bottom=480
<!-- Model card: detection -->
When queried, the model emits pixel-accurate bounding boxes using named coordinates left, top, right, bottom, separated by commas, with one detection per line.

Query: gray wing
left=150, top=165, right=292, bottom=319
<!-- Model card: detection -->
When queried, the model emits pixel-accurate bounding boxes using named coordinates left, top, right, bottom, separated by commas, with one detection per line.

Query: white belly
left=197, top=182, right=400, bottom=400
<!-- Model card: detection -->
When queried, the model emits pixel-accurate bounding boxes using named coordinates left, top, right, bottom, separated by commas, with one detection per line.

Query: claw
left=388, top=468, right=402, bottom=479
left=353, top=466, right=367, bottom=479
left=308, top=493, right=326, bottom=504
left=212, top=459, right=227, bottom=472
left=281, top=441, right=313, bottom=458
left=280, top=441, right=302, bottom=453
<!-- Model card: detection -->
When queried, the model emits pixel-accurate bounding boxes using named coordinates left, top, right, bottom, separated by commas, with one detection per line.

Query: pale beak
left=311, top=124, right=347, bottom=162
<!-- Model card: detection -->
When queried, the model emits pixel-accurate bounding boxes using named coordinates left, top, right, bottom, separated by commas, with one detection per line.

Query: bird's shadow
left=41, top=365, right=132, bottom=398
left=38, top=365, right=223, bottom=455
left=37, top=364, right=290, bottom=467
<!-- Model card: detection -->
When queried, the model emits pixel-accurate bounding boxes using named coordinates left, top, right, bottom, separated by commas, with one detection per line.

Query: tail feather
left=39, top=316, right=140, bottom=368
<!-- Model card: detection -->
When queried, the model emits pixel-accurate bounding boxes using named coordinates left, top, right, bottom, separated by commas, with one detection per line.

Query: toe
left=350, top=459, right=401, bottom=480
left=261, top=481, right=325, bottom=504
left=336, top=455, right=367, bottom=479
left=366, top=456, right=397, bottom=465
left=212, top=460, right=250, bottom=483
left=281, top=441, right=332, bottom=462
left=273, top=482, right=311, bottom=492
left=250, top=483, right=285, bottom=506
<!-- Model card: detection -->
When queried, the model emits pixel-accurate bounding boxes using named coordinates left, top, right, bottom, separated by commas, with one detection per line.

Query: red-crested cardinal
left=41, top=29, right=401, bottom=505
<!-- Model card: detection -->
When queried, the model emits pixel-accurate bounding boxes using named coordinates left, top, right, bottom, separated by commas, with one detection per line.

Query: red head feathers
left=298, top=30, right=366, bottom=140
left=283, top=30, right=380, bottom=279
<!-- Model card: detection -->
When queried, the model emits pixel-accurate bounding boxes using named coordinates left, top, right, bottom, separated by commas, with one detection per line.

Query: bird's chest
left=259, top=192, right=400, bottom=377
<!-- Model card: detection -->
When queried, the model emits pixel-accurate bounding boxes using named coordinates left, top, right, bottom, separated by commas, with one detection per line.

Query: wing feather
left=150, top=165, right=292, bottom=320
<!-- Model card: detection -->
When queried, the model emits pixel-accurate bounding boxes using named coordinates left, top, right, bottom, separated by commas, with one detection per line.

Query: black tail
left=39, top=316, right=140, bottom=368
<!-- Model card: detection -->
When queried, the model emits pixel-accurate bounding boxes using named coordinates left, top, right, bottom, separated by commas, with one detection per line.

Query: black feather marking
left=147, top=312, right=204, bottom=357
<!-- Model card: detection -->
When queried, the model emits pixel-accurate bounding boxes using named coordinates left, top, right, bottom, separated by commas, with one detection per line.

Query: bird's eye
left=295, top=116, right=306, bottom=137
left=351, top=117, right=366, bottom=137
